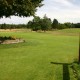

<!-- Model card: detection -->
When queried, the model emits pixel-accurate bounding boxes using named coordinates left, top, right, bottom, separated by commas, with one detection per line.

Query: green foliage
left=71, top=63, right=80, bottom=80
left=74, top=23, right=80, bottom=28
left=1, top=23, right=6, bottom=29
left=58, top=23, right=73, bottom=29
left=0, top=0, right=43, bottom=17
left=52, top=19, right=59, bottom=29
left=32, top=16, right=41, bottom=31
left=58, top=24, right=67, bottom=29
left=27, top=21, right=33, bottom=29
left=27, top=15, right=52, bottom=31
left=52, top=20, right=75, bottom=29
left=0, top=36, right=16, bottom=42
left=64, top=22, right=73, bottom=28
left=28, top=16, right=41, bottom=31
left=41, top=15, right=52, bottom=31
left=0, top=24, right=27, bottom=29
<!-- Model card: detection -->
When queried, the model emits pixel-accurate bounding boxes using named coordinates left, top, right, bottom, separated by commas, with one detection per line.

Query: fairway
left=0, top=29, right=79, bottom=80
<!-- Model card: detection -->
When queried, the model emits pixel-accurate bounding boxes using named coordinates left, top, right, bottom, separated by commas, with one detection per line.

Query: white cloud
left=0, top=0, right=80, bottom=24
left=53, top=0, right=73, bottom=6
left=0, top=16, right=33, bottom=24
left=36, top=0, right=80, bottom=23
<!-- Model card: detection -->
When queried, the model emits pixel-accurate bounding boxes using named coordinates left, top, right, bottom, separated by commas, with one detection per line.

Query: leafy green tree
left=27, top=21, right=33, bottom=29
left=58, top=23, right=67, bottom=29
left=33, top=16, right=41, bottom=22
left=52, top=19, right=58, bottom=29
left=74, top=23, right=80, bottom=28
left=32, top=22, right=41, bottom=31
left=64, top=22, right=73, bottom=28
left=27, top=16, right=41, bottom=31
left=1, top=23, right=6, bottom=29
left=27, top=15, right=52, bottom=31
left=41, top=15, right=52, bottom=31
left=31, top=16, right=41, bottom=31
left=0, top=0, right=43, bottom=17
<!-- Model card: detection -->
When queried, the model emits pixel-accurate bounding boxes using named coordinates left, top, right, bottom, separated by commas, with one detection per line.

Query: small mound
left=0, top=36, right=25, bottom=44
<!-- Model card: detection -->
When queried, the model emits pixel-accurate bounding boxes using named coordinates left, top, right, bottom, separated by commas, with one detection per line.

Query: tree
left=52, top=19, right=58, bottom=29
left=64, top=22, right=73, bottom=28
left=27, top=21, right=33, bottom=29
left=31, top=16, right=41, bottom=31
left=58, top=23, right=66, bottom=29
left=27, top=15, right=52, bottom=31
left=74, top=23, right=80, bottom=28
left=27, top=16, right=41, bottom=31
left=33, top=16, right=41, bottom=22
left=1, top=23, right=6, bottom=29
left=41, top=15, right=52, bottom=31
left=0, top=0, right=43, bottom=17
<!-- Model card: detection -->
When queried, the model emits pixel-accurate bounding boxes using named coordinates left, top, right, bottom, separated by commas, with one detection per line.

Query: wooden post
left=79, top=33, right=80, bottom=63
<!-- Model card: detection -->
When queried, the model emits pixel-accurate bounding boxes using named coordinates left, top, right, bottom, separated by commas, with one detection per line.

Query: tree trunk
left=79, top=33, right=80, bottom=63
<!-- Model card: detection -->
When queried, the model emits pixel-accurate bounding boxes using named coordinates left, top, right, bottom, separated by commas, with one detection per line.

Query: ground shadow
left=50, top=62, right=72, bottom=80
left=63, top=64, right=70, bottom=80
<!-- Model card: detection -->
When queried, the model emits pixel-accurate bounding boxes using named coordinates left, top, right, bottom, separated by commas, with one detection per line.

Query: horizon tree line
left=0, top=15, right=80, bottom=30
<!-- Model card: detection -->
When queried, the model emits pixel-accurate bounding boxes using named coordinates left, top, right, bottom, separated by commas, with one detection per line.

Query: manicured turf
left=0, top=29, right=80, bottom=80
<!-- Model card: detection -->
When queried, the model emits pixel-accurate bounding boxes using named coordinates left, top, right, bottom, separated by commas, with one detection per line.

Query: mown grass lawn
left=0, top=28, right=80, bottom=80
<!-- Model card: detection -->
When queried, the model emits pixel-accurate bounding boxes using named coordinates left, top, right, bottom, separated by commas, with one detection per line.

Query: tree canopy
left=27, top=15, right=52, bottom=31
left=0, top=0, right=43, bottom=17
left=52, top=19, right=59, bottom=29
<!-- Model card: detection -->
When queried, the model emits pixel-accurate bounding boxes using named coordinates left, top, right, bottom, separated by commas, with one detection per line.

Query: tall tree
left=41, top=15, right=52, bottom=31
left=27, top=16, right=41, bottom=31
left=27, top=15, right=52, bottom=31
left=64, top=22, right=73, bottom=28
left=0, top=0, right=43, bottom=17
left=52, top=19, right=58, bottom=29
left=32, top=16, right=41, bottom=31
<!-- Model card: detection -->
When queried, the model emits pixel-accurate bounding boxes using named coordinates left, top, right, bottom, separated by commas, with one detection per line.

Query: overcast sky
left=0, top=0, right=80, bottom=24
